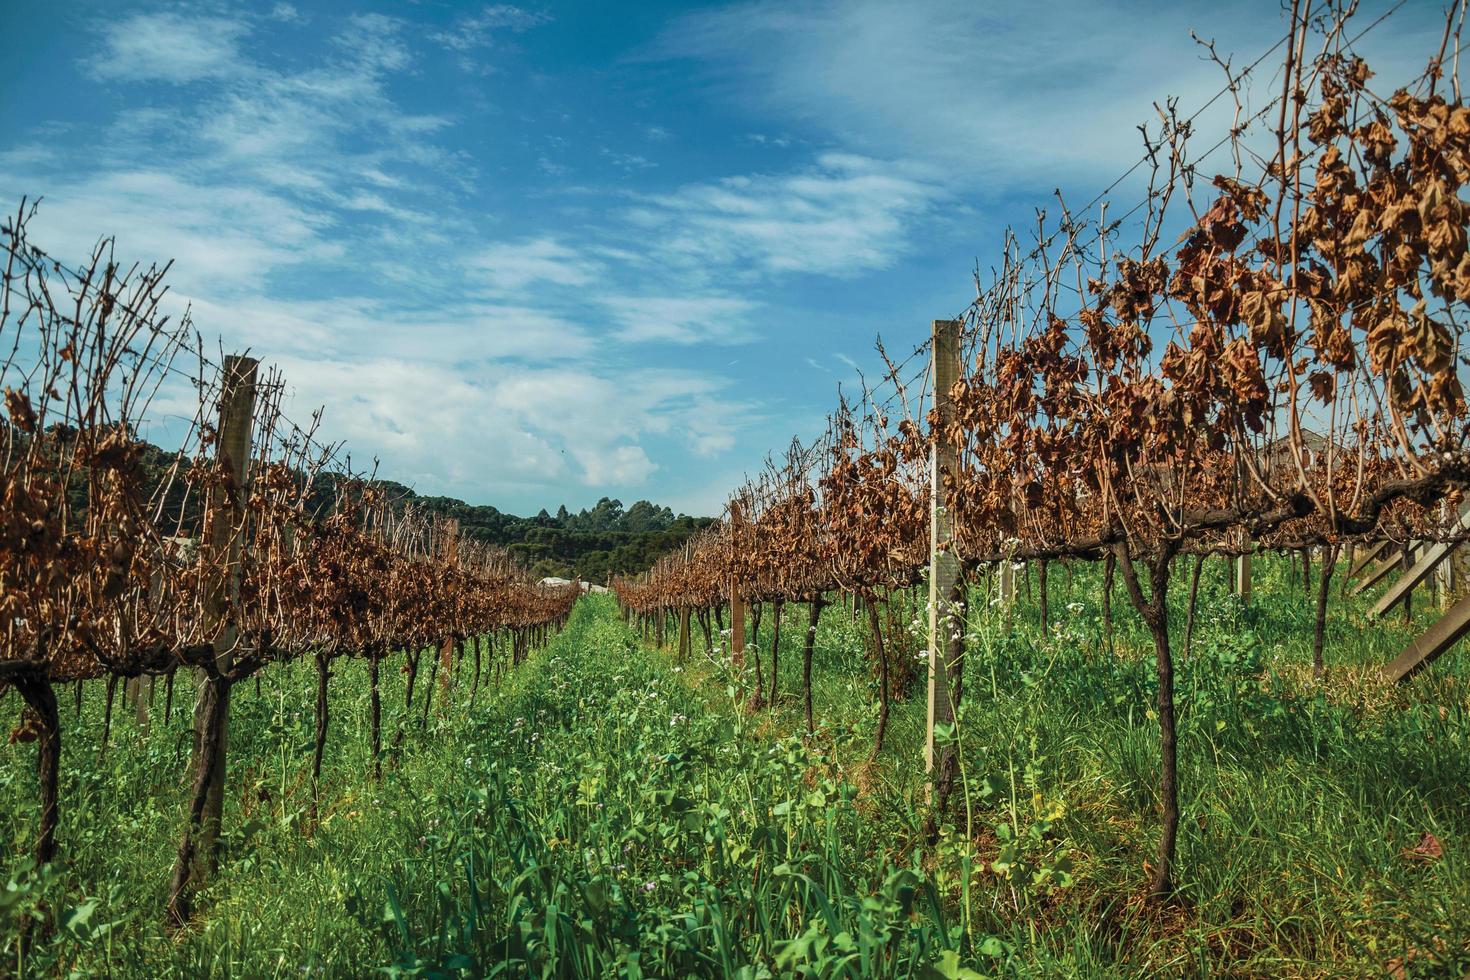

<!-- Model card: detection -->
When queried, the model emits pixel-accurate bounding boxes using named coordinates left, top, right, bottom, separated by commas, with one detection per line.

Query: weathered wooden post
left=729, top=500, right=746, bottom=671
left=1437, top=502, right=1456, bottom=610
left=170, top=354, right=257, bottom=924
left=926, top=319, right=962, bottom=802
left=126, top=676, right=151, bottom=733
left=1235, top=551, right=1252, bottom=605
left=438, top=519, right=460, bottom=700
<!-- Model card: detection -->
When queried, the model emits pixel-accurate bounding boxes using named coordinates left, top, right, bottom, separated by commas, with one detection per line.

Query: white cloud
left=603, top=294, right=757, bottom=345
left=655, top=0, right=1444, bottom=191
left=465, top=237, right=603, bottom=296
left=268, top=356, right=573, bottom=492
left=431, top=4, right=551, bottom=72
left=486, top=367, right=755, bottom=487
left=3, top=169, right=335, bottom=293
left=87, top=12, right=248, bottom=84
left=627, top=153, right=941, bottom=279
left=432, top=5, right=552, bottom=52
left=601, top=147, right=656, bottom=171
left=167, top=293, right=592, bottom=365
left=334, top=13, right=412, bottom=75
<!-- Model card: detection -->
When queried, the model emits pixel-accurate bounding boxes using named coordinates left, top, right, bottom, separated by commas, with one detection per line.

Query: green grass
left=2, top=557, right=1468, bottom=976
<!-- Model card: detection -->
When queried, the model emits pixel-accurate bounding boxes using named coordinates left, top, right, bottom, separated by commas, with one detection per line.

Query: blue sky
left=0, top=0, right=1446, bottom=515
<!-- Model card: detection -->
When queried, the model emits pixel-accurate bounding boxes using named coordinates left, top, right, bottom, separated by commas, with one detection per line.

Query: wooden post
left=1437, top=500, right=1455, bottom=610
left=729, top=501, right=746, bottom=670
left=126, top=676, right=151, bottom=733
left=678, top=607, right=691, bottom=662
left=926, top=319, right=962, bottom=795
left=171, top=354, right=257, bottom=923
left=1235, top=551, right=1252, bottom=605
left=438, top=519, right=460, bottom=700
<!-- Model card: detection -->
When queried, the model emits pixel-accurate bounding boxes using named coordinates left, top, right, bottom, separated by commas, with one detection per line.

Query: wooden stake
left=170, top=354, right=257, bottom=924
left=438, top=520, right=460, bottom=701
left=1235, top=551, right=1252, bottom=605
left=729, top=500, right=746, bottom=671
left=926, top=319, right=962, bottom=798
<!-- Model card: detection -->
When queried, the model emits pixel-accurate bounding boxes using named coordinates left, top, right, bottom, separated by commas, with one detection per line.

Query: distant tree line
left=389, top=491, right=716, bottom=583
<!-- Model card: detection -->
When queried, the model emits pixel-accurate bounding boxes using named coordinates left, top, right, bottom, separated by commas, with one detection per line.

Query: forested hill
left=93, top=437, right=714, bottom=585
left=372, top=484, right=717, bottom=583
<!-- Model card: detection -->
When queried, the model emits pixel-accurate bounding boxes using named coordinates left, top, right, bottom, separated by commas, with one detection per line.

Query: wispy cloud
left=600, top=147, right=656, bottom=171
left=4, top=169, right=337, bottom=292
left=431, top=4, right=552, bottom=73
left=627, top=152, right=942, bottom=280
left=432, top=5, right=551, bottom=51
left=87, top=12, right=248, bottom=84
left=654, top=0, right=1442, bottom=192
left=603, top=294, right=757, bottom=345
left=465, top=237, right=604, bottom=296
left=487, top=367, right=756, bottom=485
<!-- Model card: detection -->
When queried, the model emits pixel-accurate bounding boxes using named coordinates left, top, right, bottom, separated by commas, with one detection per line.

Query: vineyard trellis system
left=0, top=203, right=578, bottom=926
left=616, top=0, right=1470, bottom=901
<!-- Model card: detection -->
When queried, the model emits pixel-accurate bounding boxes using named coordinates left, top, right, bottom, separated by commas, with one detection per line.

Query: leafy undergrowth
left=377, top=596, right=988, bottom=978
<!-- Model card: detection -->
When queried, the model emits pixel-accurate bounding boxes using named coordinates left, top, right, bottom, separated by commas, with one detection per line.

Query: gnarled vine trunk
left=1115, top=539, right=1181, bottom=901
left=369, top=653, right=382, bottom=781
left=867, top=597, right=890, bottom=760
left=471, top=634, right=483, bottom=703
left=1184, top=553, right=1204, bottom=657
left=1038, top=560, right=1049, bottom=633
left=311, top=653, right=330, bottom=823
left=168, top=674, right=231, bottom=925
left=768, top=599, right=783, bottom=708
left=803, top=597, right=824, bottom=734
left=1314, top=543, right=1339, bottom=678
left=748, top=602, right=765, bottom=711
left=13, top=671, right=61, bottom=866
